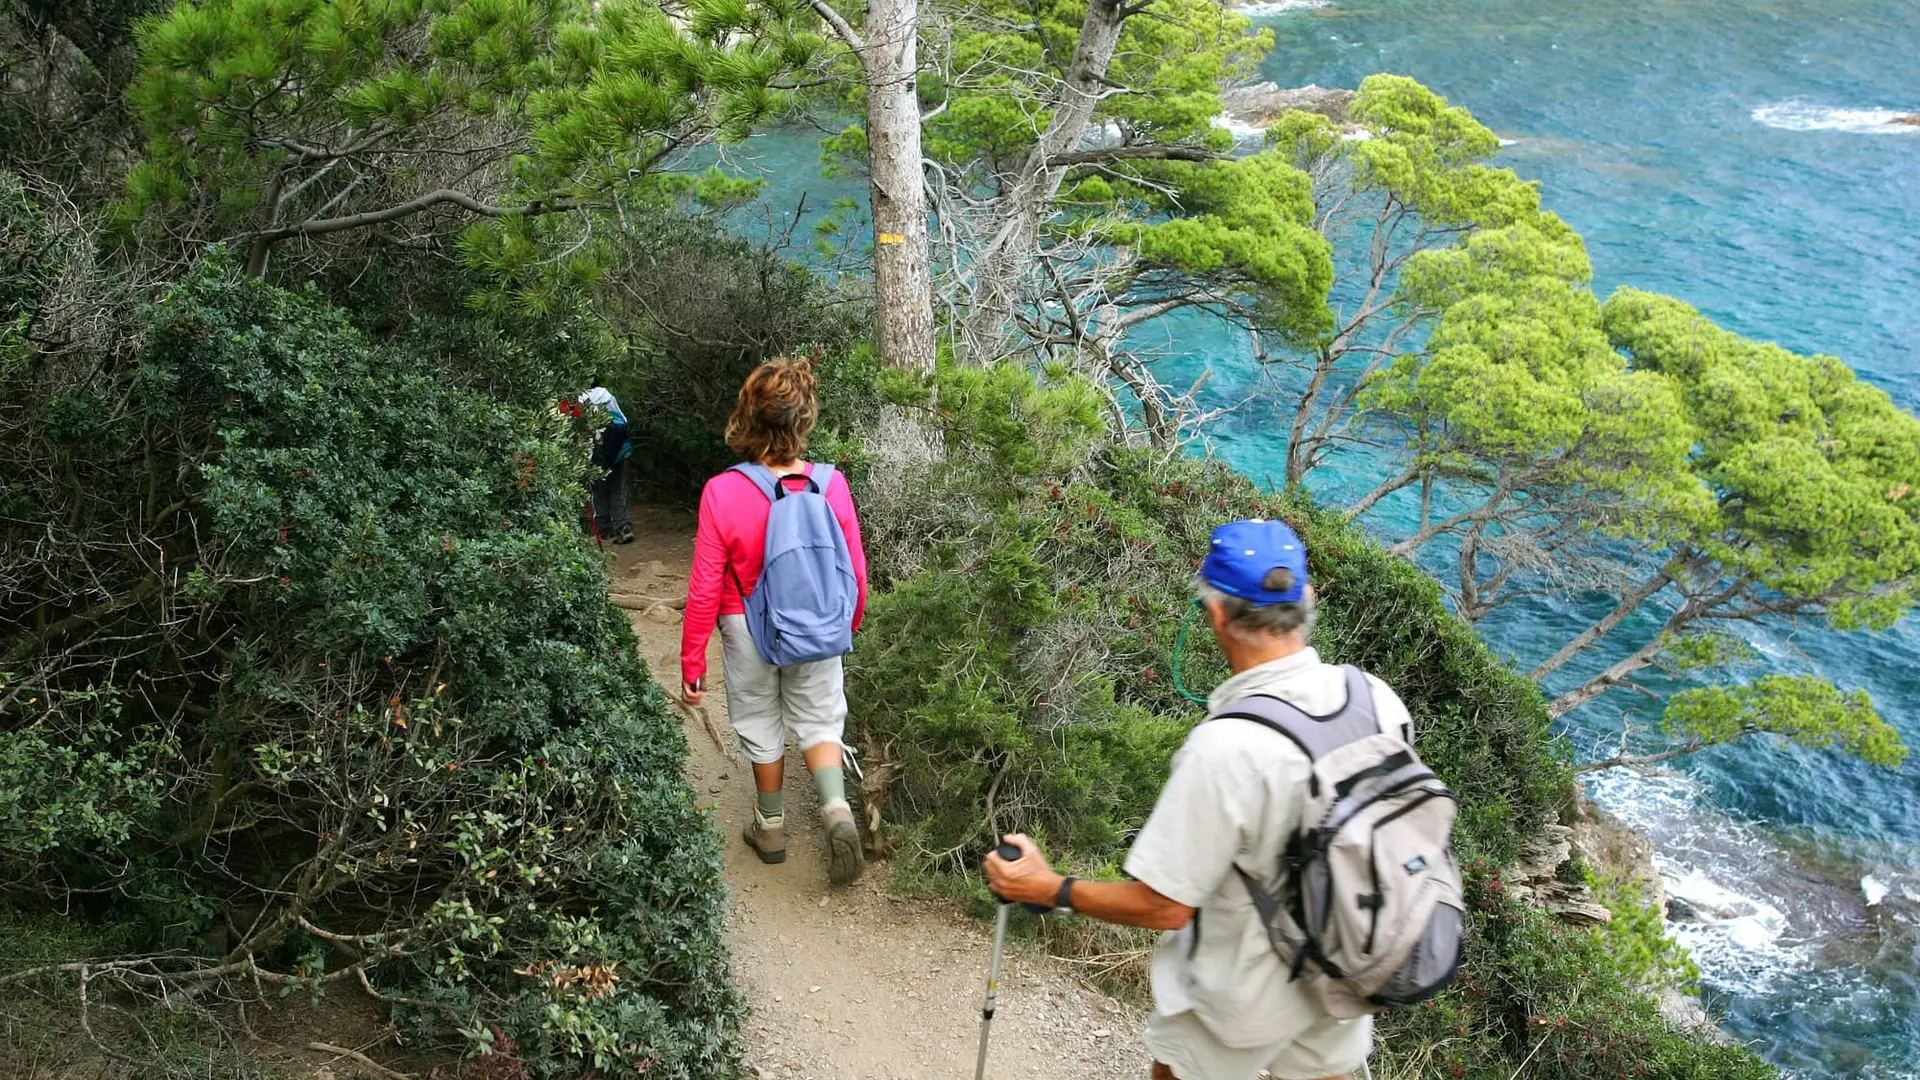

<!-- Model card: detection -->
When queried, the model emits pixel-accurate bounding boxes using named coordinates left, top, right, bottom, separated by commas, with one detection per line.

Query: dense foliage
left=1, top=201, right=739, bottom=1075
left=11, top=0, right=1897, bottom=1075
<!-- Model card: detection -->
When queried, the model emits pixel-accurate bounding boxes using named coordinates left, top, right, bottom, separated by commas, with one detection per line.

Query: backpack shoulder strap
left=1211, top=666, right=1384, bottom=763
left=728, top=462, right=780, bottom=503
left=807, top=462, right=838, bottom=497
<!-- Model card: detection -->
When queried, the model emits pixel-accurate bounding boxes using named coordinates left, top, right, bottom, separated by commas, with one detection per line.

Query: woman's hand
left=682, top=679, right=704, bottom=707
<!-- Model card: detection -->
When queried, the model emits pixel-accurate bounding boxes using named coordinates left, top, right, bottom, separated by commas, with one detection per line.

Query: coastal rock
left=1537, top=881, right=1614, bottom=926
left=1661, top=987, right=1735, bottom=1045
left=1570, top=799, right=1736, bottom=1044
left=1665, top=895, right=1708, bottom=923
left=1505, top=823, right=1612, bottom=925
left=1220, top=82, right=1356, bottom=128
left=1573, top=801, right=1663, bottom=914
left=1895, top=114, right=1920, bottom=127
left=1511, top=824, right=1574, bottom=882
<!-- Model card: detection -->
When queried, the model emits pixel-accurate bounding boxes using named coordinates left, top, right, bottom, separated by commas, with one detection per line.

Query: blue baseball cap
left=1201, top=519, right=1309, bottom=605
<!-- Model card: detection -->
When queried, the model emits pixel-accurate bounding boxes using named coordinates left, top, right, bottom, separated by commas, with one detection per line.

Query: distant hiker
left=681, top=356, right=869, bottom=886
left=580, top=377, right=634, bottom=544
left=988, top=519, right=1459, bottom=1080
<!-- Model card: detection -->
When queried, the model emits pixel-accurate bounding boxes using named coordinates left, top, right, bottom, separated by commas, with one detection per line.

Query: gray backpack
left=728, top=463, right=858, bottom=667
left=1217, top=667, right=1464, bottom=1019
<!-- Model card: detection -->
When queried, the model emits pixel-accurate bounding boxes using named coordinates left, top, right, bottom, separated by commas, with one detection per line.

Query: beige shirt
left=1121, top=648, right=1413, bottom=1048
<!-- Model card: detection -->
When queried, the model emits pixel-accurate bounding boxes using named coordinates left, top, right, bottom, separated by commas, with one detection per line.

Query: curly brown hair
left=725, top=356, right=819, bottom=464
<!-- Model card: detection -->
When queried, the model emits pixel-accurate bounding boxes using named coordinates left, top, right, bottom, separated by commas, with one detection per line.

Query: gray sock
left=813, top=765, right=847, bottom=810
left=756, top=789, right=785, bottom=821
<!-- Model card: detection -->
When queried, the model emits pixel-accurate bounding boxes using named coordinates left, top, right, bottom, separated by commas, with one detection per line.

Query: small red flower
left=279, top=576, right=290, bottom=585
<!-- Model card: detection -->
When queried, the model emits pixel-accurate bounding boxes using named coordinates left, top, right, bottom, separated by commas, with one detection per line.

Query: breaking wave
left=1752, top=101, right=1920, bottom=134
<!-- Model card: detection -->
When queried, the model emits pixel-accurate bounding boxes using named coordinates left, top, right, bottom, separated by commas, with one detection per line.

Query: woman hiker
left=680, top=357, right=869, bottom=885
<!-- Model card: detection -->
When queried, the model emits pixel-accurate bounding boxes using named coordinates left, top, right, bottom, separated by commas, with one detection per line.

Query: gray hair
left=1195, top=570, right=1316, bottom=642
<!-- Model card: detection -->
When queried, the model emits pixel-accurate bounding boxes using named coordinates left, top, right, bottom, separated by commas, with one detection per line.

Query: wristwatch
left=1054, top=875, right=1078, bottom=914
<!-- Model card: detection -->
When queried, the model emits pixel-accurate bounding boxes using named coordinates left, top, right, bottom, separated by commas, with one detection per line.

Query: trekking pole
left=976, top=842, right=1050, bottom=1080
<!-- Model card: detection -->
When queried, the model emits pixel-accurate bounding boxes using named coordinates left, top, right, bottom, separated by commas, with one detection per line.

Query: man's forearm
left=1064, top=878, right=1194, bottom=932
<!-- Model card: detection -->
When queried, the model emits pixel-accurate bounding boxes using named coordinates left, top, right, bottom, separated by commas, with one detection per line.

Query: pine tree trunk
left=862, top=0, right=936, bottom=370
left=962, top=0, right=1130, bottom=357
left=1527, top=569, right=1674, bottom=682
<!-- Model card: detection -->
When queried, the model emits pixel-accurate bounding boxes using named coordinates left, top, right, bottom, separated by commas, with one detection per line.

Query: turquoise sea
left=726, top=0, right=1920, bottom=1074
left=1218, top=4, right=1920, bottom=1077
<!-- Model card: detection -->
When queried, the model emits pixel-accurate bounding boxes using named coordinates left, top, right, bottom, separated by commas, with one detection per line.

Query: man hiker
left=580, top=377, right=633, bottom=544
left=986, top=519, right=1418, bottom=1080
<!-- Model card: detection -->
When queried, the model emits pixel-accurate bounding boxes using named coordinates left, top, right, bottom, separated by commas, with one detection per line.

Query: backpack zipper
left=1364, top=835, right=1382, bottom=955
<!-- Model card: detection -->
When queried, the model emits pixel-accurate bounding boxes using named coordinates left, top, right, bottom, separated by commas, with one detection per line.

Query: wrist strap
left=1055, top=875, right=1078, bottom=913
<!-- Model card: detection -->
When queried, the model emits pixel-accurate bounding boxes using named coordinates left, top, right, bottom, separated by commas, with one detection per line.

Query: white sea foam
left=1752, top=100, right=1920, bottom=134
left=1233, top=0, right=1330, bottom=16
left=1215, top=115, right=1269, bottom=142
left=1210, top=114, right=1371, bottom=142
left=1585, top=767, right=1818, bottom=995
left=1863, top=874, right=1889, bottom=907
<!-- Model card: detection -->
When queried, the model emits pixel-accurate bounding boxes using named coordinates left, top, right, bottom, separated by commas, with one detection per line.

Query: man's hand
left=682, top=679, right=704, bottom=707
left=984, top=833, right=1065, bottom=909
left=986, top=833, right=1196, bottom=932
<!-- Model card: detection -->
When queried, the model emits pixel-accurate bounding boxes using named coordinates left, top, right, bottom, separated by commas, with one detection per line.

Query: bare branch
left=1045, top=144, right=1226, bottom=168
left=1574, top=741, right=1710, bottom=774
left=253, top=188, right=591, bottom=246
left=810, top=0, right=868, bottom=52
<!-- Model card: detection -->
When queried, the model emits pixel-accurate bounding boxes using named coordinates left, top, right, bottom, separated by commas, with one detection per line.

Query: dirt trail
left=612, top=505, right=1149, bottom=1080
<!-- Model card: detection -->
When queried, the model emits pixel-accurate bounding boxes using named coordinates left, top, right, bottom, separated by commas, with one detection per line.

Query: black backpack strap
left=1235, top=863, right=1321, bottom=981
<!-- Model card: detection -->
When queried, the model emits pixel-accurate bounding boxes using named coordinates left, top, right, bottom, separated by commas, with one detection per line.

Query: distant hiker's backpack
left=591, top=420, right=629, bottom=469
left=728, top=463, right=858, bottom=667
left=1217, top=667, right=1464, bottom=1019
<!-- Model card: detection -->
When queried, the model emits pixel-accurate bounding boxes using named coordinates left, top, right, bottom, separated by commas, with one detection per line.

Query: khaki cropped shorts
left=718, top=614, right=847, bottom=765
left=1144, top=1009, right=1371, bottom=1080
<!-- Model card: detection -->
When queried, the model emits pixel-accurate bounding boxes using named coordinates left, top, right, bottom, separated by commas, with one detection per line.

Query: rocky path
left=612, top=504, right=1150, bottom=1080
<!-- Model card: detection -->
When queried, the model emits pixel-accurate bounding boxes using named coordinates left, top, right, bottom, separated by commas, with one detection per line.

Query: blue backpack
left=728, top=463, right=859, bottom=667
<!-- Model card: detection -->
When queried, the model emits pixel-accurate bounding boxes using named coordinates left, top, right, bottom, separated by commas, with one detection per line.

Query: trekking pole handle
left=991, top=843, right=1054, bottom=914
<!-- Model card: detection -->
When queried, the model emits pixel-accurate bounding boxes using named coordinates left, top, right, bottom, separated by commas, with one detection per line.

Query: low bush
left=853, top=360, right=1568, bottom=872
left=1, top=231, right=739, bottom=1077
left=848, top=359, right=1770, bottom=1079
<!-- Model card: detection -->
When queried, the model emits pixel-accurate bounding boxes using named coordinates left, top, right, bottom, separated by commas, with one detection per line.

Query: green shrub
left=853, top=360, right=1567, bottom=872
left=1589, top=871, right=1701, bottom=992
left=1, top=251, right=739, bottom=1077
left=850, top=360, right=1769, bottom=1079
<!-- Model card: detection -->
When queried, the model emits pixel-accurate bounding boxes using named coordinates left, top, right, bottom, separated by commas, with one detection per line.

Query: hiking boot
left=821, top=801, right=864, bottom=885
left=613, top=524, right=636, bottom=545
left=743, top=812, right=787, bottom=864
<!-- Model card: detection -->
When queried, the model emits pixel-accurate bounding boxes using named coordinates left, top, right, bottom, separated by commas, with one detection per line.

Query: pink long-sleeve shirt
left=680, top=464, right=869, bottom=687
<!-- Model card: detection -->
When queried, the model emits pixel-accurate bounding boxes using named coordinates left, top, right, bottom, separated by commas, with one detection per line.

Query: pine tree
left=118, top=0, right=825, bottom=297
